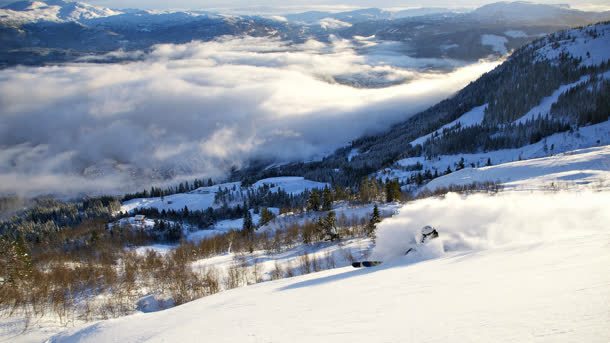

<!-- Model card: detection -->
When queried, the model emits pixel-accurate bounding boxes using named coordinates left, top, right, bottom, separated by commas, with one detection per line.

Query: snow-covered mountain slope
left=252, top=177, right=328, bottom=195
left=378, top=120, right=610, bottom=186
left=48, top=190, right=610, bottom=343
left=535, top=22, right=610, bottom=67
left=121, top=177, right=328, bottom=213
left=424, top=145, right=610, bottom=191
left=0, top=0, right=121, bottom=24
left=469, top=1, right=610, bottom=26
left=514, top=75, right=591, bottom=124
left=410, top=104, right=487, bottom=146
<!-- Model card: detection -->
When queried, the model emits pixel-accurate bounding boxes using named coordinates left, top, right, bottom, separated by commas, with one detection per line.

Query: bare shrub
left=324, top=252, right=336, bottom=269
left=298, top=254, right=312, bottom=275
left=270, top=262, right=284, bottom=281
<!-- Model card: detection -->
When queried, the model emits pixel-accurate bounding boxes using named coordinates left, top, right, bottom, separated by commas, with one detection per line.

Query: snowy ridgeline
left=121, top=176, right=329, bottom=213
left=48, top=191, right=610, bottom=343
left=536, top=22, right=610, bottom=67
left=0, top=0, right=123, bottom=24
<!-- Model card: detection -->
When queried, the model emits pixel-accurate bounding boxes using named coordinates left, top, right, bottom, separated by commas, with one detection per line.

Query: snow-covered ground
left=536, top=23, right=610, bottom=67
left=410, top=104, right=487, bottom=146
left=252, top=177, right=329, bottom=195
left=190, top=237, right=374, bottom=283
left=121, top=177, right=327, bottom=213
left=379, top=121, right=610, bottom=185
left=0, top=0, right=122, bottom=24
left=47, top=190, right=610, bottom=343
left=423, top=145, right=610, bottom=192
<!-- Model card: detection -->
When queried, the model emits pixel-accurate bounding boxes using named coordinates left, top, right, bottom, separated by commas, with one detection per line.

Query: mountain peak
left=1, top=0, right=122, bottom=23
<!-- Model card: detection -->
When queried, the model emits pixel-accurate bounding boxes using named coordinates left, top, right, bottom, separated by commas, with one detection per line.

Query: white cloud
left=0, top=36, right=498, bottom=196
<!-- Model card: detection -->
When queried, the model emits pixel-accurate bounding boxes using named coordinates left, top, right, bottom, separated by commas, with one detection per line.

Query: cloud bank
left=0, top=36, right=498, bottom=196
left=372, top=191, right=610, bottom=262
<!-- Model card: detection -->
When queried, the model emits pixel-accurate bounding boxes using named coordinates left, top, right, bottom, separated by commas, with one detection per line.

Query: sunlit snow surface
left=48, top=191, right=610, bottom=343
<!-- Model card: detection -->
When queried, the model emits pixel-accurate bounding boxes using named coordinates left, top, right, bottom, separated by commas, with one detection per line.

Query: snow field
left=49, top=190, right=610, bottom=343
left=422, top=145, right=610, bottom=192
left=380, top=121, right=610, bottom=188
left=121, top=177, right=328, bottom=213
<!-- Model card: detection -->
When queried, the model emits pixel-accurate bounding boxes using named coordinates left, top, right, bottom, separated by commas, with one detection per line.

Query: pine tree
left=259, top=207, right=275, bottom=227
left=242, top=208, right=255, bottom=252
left=385, top=179, right=401, bottom=203
left=365, top=204, right=381, bottom=237
left=307, top=189, right=321, bottom=211
left=322, top=186, right=333, bottom=211
left=243, top=209, right=254, bottom=233
left=318, top=211, right=339, bottom=241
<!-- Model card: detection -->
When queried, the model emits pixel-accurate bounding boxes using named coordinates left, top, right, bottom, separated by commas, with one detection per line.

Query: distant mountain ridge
left=2, top=1, right=610, bottom=67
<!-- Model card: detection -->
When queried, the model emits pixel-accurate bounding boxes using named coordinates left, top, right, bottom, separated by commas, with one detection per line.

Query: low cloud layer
left=0, top=36, right=498, bottom=196
left=372, top=191, right=610, bottom=262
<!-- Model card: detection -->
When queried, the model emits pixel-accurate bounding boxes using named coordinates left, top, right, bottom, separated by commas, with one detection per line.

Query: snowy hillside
left=410, top=104, right=487, bottom=146
left=252, top=177, right=329, bottom=195
left=378, top=120, right=610, bottom=186
left=121, top=177, right=328, bottom=213
left=423, top=145, right=610, bottom=191
left=536, top=22, right=610, bottom=67
left=48, top=191, right=610, bottom=343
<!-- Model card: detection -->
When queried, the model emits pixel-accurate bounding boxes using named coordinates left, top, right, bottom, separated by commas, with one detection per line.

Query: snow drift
left=372, top=190, right=610, bottom=261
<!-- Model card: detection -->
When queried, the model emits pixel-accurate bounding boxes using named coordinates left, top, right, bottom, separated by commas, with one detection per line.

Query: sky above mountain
left=1, top=0, right=610, bottom=12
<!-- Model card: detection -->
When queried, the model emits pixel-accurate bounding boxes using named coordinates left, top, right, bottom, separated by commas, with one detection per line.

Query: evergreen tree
left=385, top=179, right=401, bottom=203
left=365, top=204, right=381, bottom=237
left=242, top=208, right=255, bottom=252
left=259, top=207, right=275, bottom=227
left=318, top=211, right=339, bottom=241
left=322, top=186, right=333, bottom=211
left=307, top=189, right=321, bottom=211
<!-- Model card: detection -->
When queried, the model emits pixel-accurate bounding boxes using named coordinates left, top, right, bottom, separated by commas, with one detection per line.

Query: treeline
left=551, top=76, right=610, bottom=126
left=420, top=116, right=571, bottom=157
left=0, top=196, right=121, bottom=243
